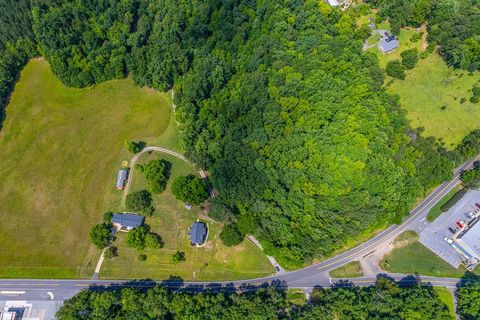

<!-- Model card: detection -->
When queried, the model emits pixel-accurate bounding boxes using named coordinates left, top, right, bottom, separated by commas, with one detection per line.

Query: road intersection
left=1, top=154, right=479, bottom=303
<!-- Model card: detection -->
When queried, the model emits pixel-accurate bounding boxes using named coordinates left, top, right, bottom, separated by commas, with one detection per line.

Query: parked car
left=456, top=221, right=463, bottom=228
left=475, top=203, right=480, bottom=209
left=466, top=211, right=475, bottom=219
left=448, top=227, right=456, bottom=234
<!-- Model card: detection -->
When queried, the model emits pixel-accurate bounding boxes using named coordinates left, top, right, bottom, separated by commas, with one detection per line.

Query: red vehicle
left=456, top=221, right=463, bottom=228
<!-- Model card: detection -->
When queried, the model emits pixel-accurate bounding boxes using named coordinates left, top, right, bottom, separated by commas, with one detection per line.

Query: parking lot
left=419, top=189, right=480, bottom=268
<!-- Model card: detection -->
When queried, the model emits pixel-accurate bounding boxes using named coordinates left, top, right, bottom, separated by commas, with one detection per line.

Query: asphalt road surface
left=1, top=155, right=479, bottom=303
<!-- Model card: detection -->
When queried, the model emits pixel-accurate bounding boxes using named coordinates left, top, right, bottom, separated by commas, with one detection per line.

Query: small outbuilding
left=116, top=169, right=128, bottom=190
left=112, top=213, right=144, bottom=231
left=189, top=221, right=208, bottom=247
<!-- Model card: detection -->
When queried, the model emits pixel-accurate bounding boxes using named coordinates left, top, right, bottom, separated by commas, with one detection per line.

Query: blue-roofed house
left=116, top=169, right=128, bottom=190
left=189, top=221, right=208, bottom=247
left=112, top=213, right=144, bottom=231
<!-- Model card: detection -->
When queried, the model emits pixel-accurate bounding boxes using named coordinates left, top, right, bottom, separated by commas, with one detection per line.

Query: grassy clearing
left=389, top=53, right=480, bottom=148
left=380, top=233, right=468, bottom=278
left=101, top=152, right=273, bottom=280
left=434, top=287, right=456, bottom=319
left=0, top=59, right=172, bottom=278
left=329, top=261, right=363, bottom=278
left=427, top=187, right=465, bottom=222
left=366, top=26, right=426, bottom=68
left=286, top=289, right=307, bottom=306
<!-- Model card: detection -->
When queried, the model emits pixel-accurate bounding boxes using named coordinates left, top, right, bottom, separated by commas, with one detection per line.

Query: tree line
left=56, top=277, right=455, bottom=319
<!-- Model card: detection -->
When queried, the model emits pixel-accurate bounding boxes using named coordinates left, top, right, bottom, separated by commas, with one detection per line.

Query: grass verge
left=329, top=261, right=363, bottom=278
left=427, top=187, right=466, bottom=222
left=380, top=230, right=474, bottom=278
left=433, top=287, right=456, bottom=319
left=286, top=289, right=307, bottom=306
left=0, top=59, right=172, bottom=278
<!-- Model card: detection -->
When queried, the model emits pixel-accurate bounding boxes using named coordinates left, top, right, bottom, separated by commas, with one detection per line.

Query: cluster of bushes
left=126, top=190, right=155, bottom=216
left=125, top=140, right=145, bottom=154
left=386, top=49, right=419, bottom=80
left=126, top=225, right=163, bottom=251
left=461, top=163, right=480, bottom=189
left=471, top=86, right=480, bottom=104
left=137, top=159, right=171, bottom=194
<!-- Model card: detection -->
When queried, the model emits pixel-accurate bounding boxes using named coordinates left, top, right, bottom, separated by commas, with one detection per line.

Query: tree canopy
left=89, top=223, right=112, bottom=249
left=56, top=278, right=452, bottom=320
left=220, top=223, right=244, bottom=247
left=137, top=159, right=171, bottom=194
left=171, top=174, right=209, bottom=205
left=125, top=190, right=154, bottom=216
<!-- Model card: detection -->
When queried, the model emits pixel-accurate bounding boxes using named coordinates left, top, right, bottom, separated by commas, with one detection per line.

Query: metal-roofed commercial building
left=112, top=213, right=144, bottom=231
left=455, top=219, right=480, bottom=270
left=189, top=221, right=208, bottom=247
left=116, top=169, right=128, bottom=190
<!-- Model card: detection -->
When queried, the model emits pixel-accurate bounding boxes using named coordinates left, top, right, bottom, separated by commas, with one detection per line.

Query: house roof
left=116, top=169, right=128, bottom=188
left=112, top=213, right=144, bottom=229
left=380, top=38, right=399, bottom=52
left=189, top=222, right=207, bottom=245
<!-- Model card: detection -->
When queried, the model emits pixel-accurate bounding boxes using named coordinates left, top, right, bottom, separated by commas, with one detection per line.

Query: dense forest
left=56, top=278, right=452, bottom=320
left=14, top=0, right=478, bottom=268
left=457, top=274, right=480, bottom=320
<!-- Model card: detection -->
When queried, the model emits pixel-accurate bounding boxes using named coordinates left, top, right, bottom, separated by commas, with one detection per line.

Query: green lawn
left=427, top=187, right=465, bottom=222
left=380, top=233, right=469, bottom=278
left=389, top=53, right=480, bottom=148
left=0, top=59, right=173, bottom=278
left=329, top=261, right=363, bottom=278
left=100, top=152, right=273, bottom=280
left=434, top=287, right=456, bottom=319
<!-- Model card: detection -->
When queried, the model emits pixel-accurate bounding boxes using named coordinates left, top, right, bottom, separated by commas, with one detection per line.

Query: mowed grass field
left=389, top=53, right=480, bottom=148
left=101, top=152, right=273, bottom=280
left=0, top=59, right=172, bottom=278
left=380, top=232, right=479, bottom=278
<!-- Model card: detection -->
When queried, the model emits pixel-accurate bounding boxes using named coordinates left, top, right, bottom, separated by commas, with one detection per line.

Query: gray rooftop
left=379, top=37, right=399, bottom=52
left=112, top=213, right=144, bottom=229
left=189, top=222, right=207, bottom=245
left=116, top=169, right=128, bottom=189
left=458, top=219, right=480, bottom=259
